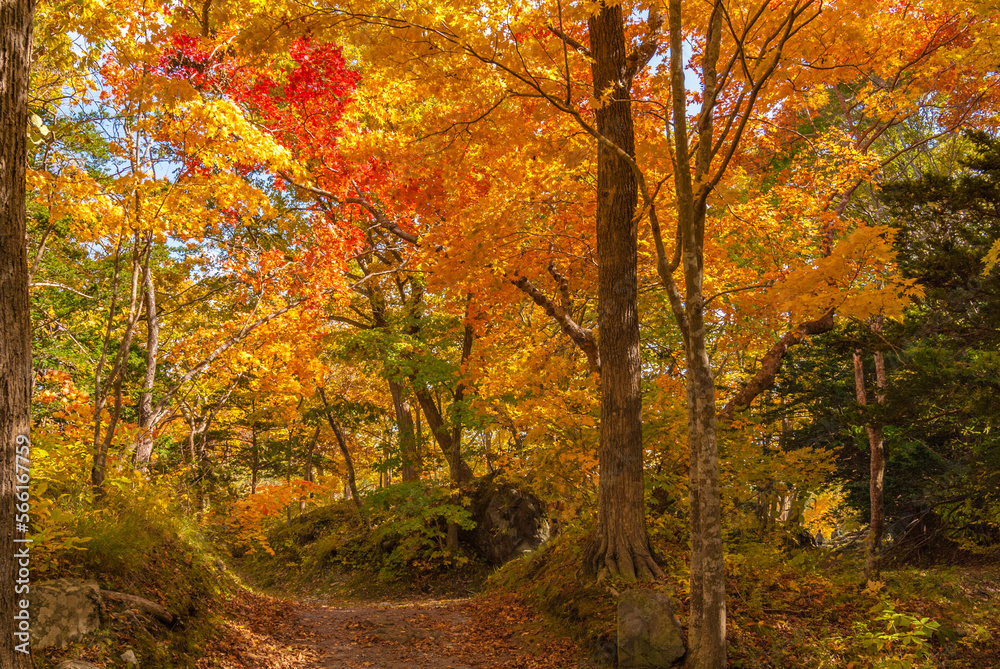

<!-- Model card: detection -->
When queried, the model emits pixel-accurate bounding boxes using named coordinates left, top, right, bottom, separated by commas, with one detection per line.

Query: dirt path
left=203, top=591, right=585, bottom=669
left=292, top=598, right=511, bottom=668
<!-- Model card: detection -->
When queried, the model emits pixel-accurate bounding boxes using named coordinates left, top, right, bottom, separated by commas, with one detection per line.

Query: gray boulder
left=29, top=579, right=103, bottom=649
left=618, top=589, right=685, bottom=668
left=459, top=474, right=549, bottom=565
left=56, top=662, right=101, bottom=669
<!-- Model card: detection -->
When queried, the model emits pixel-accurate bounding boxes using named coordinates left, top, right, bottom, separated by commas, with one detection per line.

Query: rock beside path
left=30, top=579, right=103, bottom=649
left=618, top=588, right=685, bottom=668
left=55, top=661, right=101, bottom=669
left=460, top=474, right=549, bottom=565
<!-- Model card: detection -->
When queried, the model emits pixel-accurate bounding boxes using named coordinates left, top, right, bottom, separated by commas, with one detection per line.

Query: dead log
left=100, top=589, right=177, bottom=626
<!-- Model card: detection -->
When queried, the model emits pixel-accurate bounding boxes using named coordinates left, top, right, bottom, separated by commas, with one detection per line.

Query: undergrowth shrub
left=851, top=599, right=944, bottom=668
left=31, top=476, right=235, bottom=669
left=247, top=481, right=479, bottom=588
left=364, top=481, right=476, bottom=574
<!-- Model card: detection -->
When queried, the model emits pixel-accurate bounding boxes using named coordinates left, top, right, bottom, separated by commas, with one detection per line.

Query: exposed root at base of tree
left=584, top=531, right=665, bottom=582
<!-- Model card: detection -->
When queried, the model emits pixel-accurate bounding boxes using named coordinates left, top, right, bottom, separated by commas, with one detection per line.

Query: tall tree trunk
left=136, top=240, right=158, bottom=468
left=320, top=388, right=370, bottom=529
left=194, top=377, right=238, bottom=514
left=301, top=424, right=318, bottom=513
left=1, top=0, right=35, bottom=664
left=195, top=420, right=207, bottom=513
left=683, top=196, right=726, bottom=669
left=389, top=379, right=419, bottom=482
left=92, top=236, right=144, bottom=490
left=414, top=398, right=425, bottom=475
left=285, top=427, right=295, bottom=525
left=412, top=384, right=474, bottom=483
left=483, top=431, right=496, bottom=474
left=581, top=2, right=660, bottom=582
left=664, top=0, right=727, bottom=663
left=854, top=348, right=886, bottom=579
left=446, top=319, right=474, bottom=550
left=250, top=423, right=259, bottom=495
left=185, top=408, right=197, bottom=464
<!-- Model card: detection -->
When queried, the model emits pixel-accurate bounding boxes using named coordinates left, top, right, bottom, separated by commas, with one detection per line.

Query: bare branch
left=151, top=298, right=304, bottom=417
left=510, top=272, right=600, bottom=375
left=624, top=8, right=664, bottom=84
left=30, top=282, right=95, bottom=300
left=547, top=259, right=573, bottom=313
left=718, top=310, right=835, bottom=423
left=547, top=24, right=590, bottom=58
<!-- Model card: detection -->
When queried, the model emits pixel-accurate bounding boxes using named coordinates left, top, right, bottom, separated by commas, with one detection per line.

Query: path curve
left=204, top=590, right=585, bottom=669
left=294, top=598, right=497, bottom=668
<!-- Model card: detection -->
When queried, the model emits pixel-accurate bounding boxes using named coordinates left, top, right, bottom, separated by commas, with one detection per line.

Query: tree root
left=100, top=589, right=178, bottom=627
left=584, top=530, right=665, bottom=582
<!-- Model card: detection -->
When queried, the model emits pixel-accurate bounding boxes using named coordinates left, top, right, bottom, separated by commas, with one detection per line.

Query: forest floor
left=197, top=588, right=586, bottom=669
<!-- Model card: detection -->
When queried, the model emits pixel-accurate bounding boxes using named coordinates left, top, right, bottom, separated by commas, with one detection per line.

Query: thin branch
left=510, top=272, right=600, bottom=375
left=705, top=281, right=775, bottom=307
left=624, top=9, right=664, bottom=84
left=150, top=298, right=304, bottom=417
left=30, top=282, right=96, bottom=300
left=547, top=24, right=590, bottom=58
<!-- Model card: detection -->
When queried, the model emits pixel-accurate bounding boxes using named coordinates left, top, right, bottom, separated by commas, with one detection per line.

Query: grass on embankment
left=234, top=491, right=493, bottom=600
left=32, top=501, right=240, bottom=669
left=488, top=526, right=1000, bottom=668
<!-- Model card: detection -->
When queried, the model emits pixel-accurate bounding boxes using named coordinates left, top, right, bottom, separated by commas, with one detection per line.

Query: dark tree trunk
left=389, top=379, right=419, bottom=482
left=301, top=424, right=318, bottom=513
left=446, top=320, right=474, bottom=549
left=320, top=388, right=369, bottom=529
left=0, top=0, right=36, bottom=665
left=855, top=348, right=886, bottom=579
left=250, top=423, right=259, bottom=495
left=413, top=384, right=474, bottom=484
left=285, top=428, right=294, bottom=524
left=581, top=2, right=660, bottom=582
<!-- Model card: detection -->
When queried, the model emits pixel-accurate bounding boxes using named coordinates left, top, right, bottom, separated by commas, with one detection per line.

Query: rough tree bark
left=854, top=347, right=886, bottom=579
left=300, top=424, right=319, bottom=513
left=664, top=1, right=727, bottom=664
left=250, top=423, right=259, bottom=495
left=388, top=379, right=419, bottom=481
left=412, top=384, right=475, bottom=484
left=446, top=319, right=474, bottom=549
left=580, top=1, right=662, bottom=582
left=0, top=0, right=35, bottom=665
